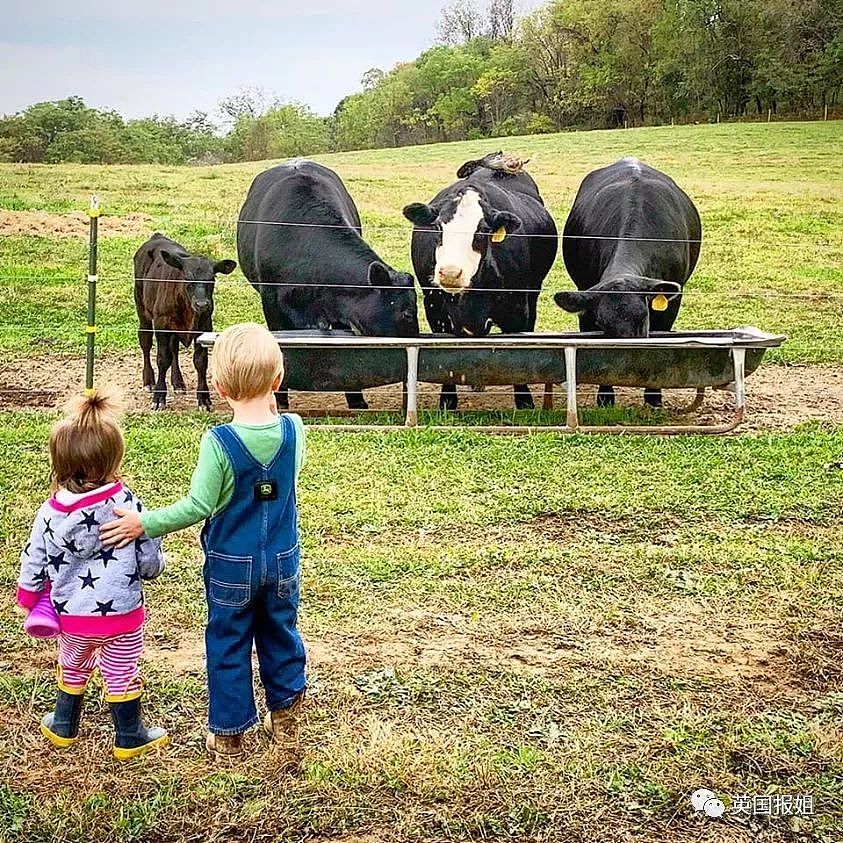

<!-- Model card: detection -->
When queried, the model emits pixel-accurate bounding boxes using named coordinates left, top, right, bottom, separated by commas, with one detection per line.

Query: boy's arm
left=16, top=506, right=50, bottom=611
left=101, top=432, right=230, bottom=546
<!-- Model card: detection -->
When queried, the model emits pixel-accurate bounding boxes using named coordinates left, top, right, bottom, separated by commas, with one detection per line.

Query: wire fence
left=1, top=199, right=842, bottom=422
left=2, top=273, right=843, bottom=301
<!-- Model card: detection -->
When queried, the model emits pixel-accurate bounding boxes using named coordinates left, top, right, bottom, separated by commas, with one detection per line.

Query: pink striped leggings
left=58, top=629, right=144, bottom=701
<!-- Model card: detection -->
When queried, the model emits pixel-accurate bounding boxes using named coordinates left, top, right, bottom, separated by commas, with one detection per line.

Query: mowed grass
left=1, top=122, right=842, bottom=842
left=0, top=121, right=841, bottom=362
left=1, top=413, right=843, bottom=842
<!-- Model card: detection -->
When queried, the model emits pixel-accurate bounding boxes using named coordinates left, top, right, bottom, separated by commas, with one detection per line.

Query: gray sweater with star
left=16, top=482, right=164, bottom=636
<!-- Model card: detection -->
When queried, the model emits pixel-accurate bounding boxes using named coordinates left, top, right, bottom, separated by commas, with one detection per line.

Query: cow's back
left=133, top=234, right=190, bottom=327
left=238, top=160, right=362, bottom=286
left=563, top=158, right=701, bottom=289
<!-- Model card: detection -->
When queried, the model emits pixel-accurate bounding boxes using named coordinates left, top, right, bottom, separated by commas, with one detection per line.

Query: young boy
left=101, top=322, right=306, bottom=759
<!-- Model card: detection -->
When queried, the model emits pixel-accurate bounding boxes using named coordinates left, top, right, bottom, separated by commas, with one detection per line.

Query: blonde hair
left=213, top=322, right=284, bottom=400
left=50, top=386, right=125, bottom=494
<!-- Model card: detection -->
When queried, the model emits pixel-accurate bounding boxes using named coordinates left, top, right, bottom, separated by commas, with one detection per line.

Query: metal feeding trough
left=197, top=327, right=785, bottom=434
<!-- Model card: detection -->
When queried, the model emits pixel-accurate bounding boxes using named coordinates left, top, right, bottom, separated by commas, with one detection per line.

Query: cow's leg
left=644, top=388, right=663, bottom=408
left=513, top=384, right=535, bottom=410
left=597, top=385, right=616, bottom=407
left=139, top=317, right=154, bottom=391
left=194, top=339, right=212, bottom=411
left=171, top=342, right=187, bottom=393
left=439, top=384, right=458, bottom=411
left=153, top=330, right=174, bottom=410
left=499, top=291, right=534, bottom=410
left=261, top=296, right=292, bottom=411
left=345, top=390, right=368, bottom=411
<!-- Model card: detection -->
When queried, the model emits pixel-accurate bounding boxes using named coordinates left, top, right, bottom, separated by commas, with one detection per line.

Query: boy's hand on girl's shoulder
left=99, top=508, right=145, bottom=548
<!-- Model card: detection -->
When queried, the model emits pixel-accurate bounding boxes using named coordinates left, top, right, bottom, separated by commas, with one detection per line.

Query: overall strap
left=210, top=424, right=259, bottom=474
left=266, top=414, right=294, bottom=471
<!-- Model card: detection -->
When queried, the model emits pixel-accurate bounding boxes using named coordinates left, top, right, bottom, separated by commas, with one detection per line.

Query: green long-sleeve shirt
left=140, top=414, right=306, bottom=539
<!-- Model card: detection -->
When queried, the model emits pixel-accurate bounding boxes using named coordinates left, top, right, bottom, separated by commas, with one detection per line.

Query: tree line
left=1, top=0, right=840, bottom=165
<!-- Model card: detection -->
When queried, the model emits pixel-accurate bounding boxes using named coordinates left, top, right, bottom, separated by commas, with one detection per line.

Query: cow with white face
left=403, top=153, right=558, bottom=410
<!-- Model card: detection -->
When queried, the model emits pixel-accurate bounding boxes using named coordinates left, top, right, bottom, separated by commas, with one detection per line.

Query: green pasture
left=0, top=121, right=841, bottom=363
left=0, top=122, right=842, bottom=842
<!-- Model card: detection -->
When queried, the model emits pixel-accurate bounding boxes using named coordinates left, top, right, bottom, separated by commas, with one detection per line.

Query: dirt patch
left=140, top=604, right=798, bottom=697
left=0, top=209, right=152, bottom=239
left=1, top=353, right=842, bottom=430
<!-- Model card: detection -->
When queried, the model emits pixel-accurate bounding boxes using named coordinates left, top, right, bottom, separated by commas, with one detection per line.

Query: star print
left=94, top=600, right=116, bottom=616
left=126, top=569, right=141, bottom=585
left=33, top=568, right=48, bottom=584
left=79, top=569, right=99, bottom=589
left=63, top=537, right=80, bottom=554
left=123, top=491, right=134, bottom=503
left=99, top=546, right=116, bottom=567
left=80, top=510, right=99, bottom=531
left=23, top=542, right=31, bottom=557
left=47, top=551, right=68, bottom=572
left=136, top=501, right=144, bottom=513
left=43, top=518, right=54, bottom=538
left=53, top=600, right=68, bottom=615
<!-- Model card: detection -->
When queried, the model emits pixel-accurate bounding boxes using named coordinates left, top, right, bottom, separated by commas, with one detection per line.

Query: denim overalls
left=201, top=415, right=306, bottom=735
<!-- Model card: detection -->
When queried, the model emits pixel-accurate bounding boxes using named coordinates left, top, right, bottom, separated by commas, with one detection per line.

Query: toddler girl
left=16, top=388, right=167, bottom=760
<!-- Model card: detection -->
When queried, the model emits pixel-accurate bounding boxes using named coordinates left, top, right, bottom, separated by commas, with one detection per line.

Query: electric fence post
left=86, top=195, right=99, bottom=395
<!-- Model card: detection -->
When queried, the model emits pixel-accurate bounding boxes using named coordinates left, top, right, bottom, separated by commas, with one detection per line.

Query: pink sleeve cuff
left=16, top=586, right=42, bottom=611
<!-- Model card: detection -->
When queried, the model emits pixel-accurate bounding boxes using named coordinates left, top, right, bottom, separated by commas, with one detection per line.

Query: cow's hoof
left=152, top=401, right=166, bottom=411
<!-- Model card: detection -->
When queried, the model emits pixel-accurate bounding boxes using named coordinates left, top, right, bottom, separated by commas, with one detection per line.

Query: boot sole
left=113, top=734, right=169, bottom=761
left=40, top=722, right=78, bottom=748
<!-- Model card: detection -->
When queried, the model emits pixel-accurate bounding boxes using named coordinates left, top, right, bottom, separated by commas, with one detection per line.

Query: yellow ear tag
left=491, top=226, right=507, bottom=243
left=652, top=294, right=669, bottom=311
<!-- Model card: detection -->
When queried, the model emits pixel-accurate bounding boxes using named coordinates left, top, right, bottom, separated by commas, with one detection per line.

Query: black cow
left=403, top=153, right=558, bottom=410
left=555, top=157, right=702, bottom=407
left=237, top=160, right=419, bottom=410
left=134, top=233, right=236, bottom=410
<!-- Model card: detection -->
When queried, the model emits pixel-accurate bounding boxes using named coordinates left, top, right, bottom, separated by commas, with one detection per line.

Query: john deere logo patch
left=254, top=480, right=278, bottom=501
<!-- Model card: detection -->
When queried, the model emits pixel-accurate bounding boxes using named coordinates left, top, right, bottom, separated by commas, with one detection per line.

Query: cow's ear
left=487, top=210, right=521, bottom=235
left=368, top=261, right=392, bottom=287
left=554, top=290, right=592, bottom=313
left=403, top=203, right=438, bottom=226
left=160, top=250, right=184, bottom=271
left=214, top=259, right=237, bottom=275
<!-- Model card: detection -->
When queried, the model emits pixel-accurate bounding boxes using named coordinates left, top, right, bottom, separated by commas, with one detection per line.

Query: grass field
left=1, top=122, right=842, bottom=843
left=0, top=121, right=841, bottom=362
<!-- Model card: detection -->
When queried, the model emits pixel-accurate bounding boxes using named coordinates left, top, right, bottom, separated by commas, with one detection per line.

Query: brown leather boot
left=262, top=692, right=304, bottom=760
left=205, top=732, right=244, bottom=760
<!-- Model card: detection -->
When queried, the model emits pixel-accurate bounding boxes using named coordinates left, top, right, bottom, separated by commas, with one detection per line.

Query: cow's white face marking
left=434, top=190, right=484, bottom=293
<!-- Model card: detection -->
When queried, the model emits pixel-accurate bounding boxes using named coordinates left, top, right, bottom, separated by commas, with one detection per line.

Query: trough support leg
left=732, top=347, right=747, bottom=414
left=542, top=382, right=554, bottom=411
left=564, top=346, right=579, bottom=430
left=405, top=346, right=419, bottom=428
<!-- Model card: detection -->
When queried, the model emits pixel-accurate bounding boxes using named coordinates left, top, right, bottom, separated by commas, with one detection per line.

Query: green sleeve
left=140, top=431, right=232, bottom=538
left=288, top=413, right=307, bottom=480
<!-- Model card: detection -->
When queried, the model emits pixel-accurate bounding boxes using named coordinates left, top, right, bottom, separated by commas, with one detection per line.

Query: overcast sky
left=2, top=0, right=544, bottom=121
